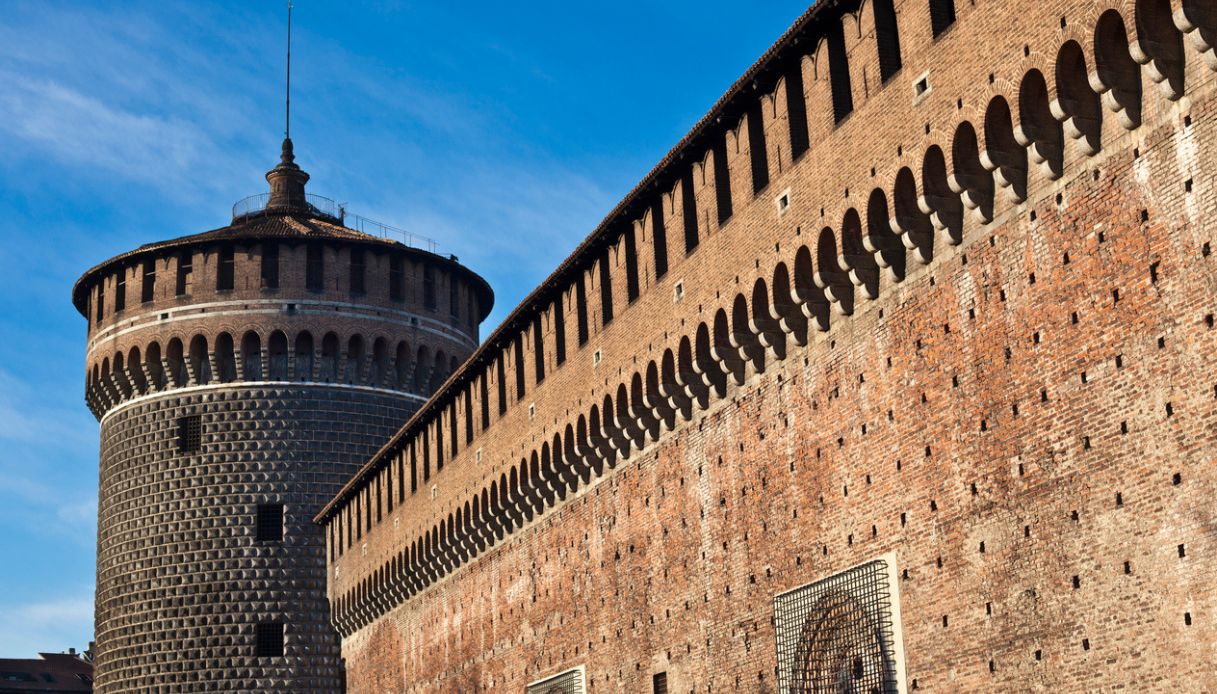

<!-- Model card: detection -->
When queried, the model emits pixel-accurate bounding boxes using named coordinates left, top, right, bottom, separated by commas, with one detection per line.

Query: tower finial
left=285, top=0, right=292, bottom=141
left=265, top=0, right=308, bottom=212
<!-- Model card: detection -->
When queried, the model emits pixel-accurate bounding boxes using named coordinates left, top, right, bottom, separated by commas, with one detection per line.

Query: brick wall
left=327, top=0, right=1217, bottom=690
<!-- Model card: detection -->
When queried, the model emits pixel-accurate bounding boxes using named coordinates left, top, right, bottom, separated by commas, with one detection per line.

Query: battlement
left=319, top=1, right=1217, bottom=685
left=76, top=211, right=492, bottom=420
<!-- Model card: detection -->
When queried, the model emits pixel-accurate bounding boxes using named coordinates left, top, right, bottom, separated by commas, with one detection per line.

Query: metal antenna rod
left=286, top=0, right=292, bottom=140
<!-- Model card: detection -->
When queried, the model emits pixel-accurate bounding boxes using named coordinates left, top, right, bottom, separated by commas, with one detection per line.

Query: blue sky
left=0, top=0, right=808, bottom=655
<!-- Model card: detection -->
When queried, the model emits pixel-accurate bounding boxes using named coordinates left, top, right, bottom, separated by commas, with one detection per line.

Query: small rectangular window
left=94, top=285, right=104, bottom=325
left=776, top=189, right=792, bottom=216
left=553, top=299, right=566, bottom=366
left=141, top=259, right=156, bottom=303
left=261, top=242, right=279, bottom=289
left=306, top=244, right=324, bottom=291
left=114, top=270, right=126, bottom=313
left=624, top=227, right=640, bottom=303
left=480, top=373, right=490, bottom=429
left=464, top=388, right=474, bottom=445
left=217, top=245, right=235, bottom=291
left=349, top=248, right=366, bottom=294
left=423, top=265, right=437, bottom=310
left=397, top=451, right=406, bottom=503
left=343, top=507, right=351, bottom=549
left=376, top=475, right=384, bottom=520
left=681, top=171, right=700, bottom=253
left=785, top=65, right=810, bottom=160
left=421, top=429, right=431, bottom=482
left=874, top=0, right=903, bottom=82
left=747, top=100, right=769, bottom=194
left=389, top=255, right=404, bottom=302
left=410, top=445, right=418, bottom=493
left=929, top=0, right=957, bottom=37
left=434, top=418, right=445, bottom=472
left=254, top=622, right=284, bottom=658
left=514, top=335, right=526, bottom=398
left=827, top=23, right=854, bottom=123
left=533, top=318, right=545, bottom=384
left=446, top=402, right=458, bottom=462
left=575, top=276, right=590, bottom=346
left=177, top=415, right=201, bottom=453
left=496, top=356, right=507, bottom=416
left=651, top=201, right=668, bottom=280
left=256, top=503, right=284, bottom=542
left=598, top=251, right=614, bottom=326
left=712, top=137, right=733, bottom=223
left=176, top=252, right=193, bottom=296
left=653, top=672, right=669, bottom=694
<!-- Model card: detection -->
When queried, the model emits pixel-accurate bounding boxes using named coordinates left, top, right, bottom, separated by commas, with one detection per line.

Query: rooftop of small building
left=0, top=652, right=92, bottom=692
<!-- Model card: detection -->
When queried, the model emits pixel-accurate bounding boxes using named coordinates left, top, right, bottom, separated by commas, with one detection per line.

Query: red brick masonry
left=321, top=0, right=1217, bottom=690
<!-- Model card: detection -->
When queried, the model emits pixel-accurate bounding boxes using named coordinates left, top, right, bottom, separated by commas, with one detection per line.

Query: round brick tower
left=72, top=139, right=492, bottom=693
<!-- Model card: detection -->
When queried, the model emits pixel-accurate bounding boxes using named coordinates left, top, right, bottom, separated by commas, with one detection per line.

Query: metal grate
left=525, top=667, right=584, bottom=694
left=255, top=622, right=284, bottom=658
left=652, top=672, right=669, bottom=694
left=774, top=559, right=899, bottom=694
left=177, top=415, right=201, bottom=453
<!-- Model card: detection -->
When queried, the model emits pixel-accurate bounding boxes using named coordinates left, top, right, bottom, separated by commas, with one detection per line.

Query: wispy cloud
left=0, top=74, right=234, bottom=194
left=0, top=368, right=97, bottom=550
left=0, top=370, right=92, bottom=449
left=0, top=592, right=94, bottom=657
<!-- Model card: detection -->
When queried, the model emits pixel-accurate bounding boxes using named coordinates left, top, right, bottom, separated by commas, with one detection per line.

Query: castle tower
left=72, top=140, right=492, bottom=692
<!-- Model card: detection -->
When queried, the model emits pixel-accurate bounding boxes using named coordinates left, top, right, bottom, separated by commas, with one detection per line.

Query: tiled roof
left=0, top=653, right=92, bottom=692
left=140, top=211, right=389, bottom=250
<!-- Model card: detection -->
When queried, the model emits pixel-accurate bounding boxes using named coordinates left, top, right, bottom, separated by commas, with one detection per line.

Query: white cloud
left=0, top=369, right=92, bottom=449
left=0, top=368, right=98, bottom=547
left=0, top=75, right=218, bottom=186
left=0, top=592, right=94, bottom=657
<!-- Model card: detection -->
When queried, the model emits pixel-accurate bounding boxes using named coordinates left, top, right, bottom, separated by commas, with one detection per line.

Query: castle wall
left=323, top=0, right=1217, bottom=690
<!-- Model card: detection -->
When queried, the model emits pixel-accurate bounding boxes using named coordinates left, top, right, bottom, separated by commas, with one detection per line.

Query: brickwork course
left=319, top=0, right=1217, bottom=691
left=74, top=141, right=493, bottom=692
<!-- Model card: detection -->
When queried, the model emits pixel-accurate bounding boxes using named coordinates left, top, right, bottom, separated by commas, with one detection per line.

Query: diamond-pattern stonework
left=94, top=385, right=416, bottom=692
